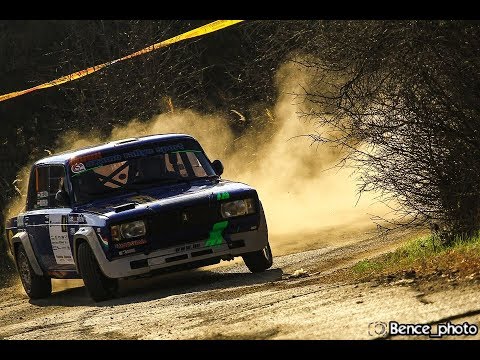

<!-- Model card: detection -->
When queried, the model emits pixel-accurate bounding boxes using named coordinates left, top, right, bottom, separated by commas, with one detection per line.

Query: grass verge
left=352, top=234, right=480, bottom=283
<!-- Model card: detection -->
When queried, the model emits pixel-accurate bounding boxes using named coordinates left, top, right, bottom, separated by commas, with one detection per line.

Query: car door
left=25, top=165, right=75, bottom=273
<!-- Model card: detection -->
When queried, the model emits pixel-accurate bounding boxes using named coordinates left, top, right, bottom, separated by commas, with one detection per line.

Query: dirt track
left=1, top=225, right=480, bottom=340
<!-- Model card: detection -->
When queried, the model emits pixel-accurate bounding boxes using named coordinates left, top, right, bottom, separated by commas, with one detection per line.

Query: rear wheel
left=16, top=245, right=52, bottom=299
left=242, top=241, right=273, bottom=273
left=77, top=242, right=118, bottom=302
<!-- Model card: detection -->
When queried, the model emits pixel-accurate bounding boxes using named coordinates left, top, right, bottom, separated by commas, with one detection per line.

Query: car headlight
left=221, top=198, right=256, bottom=218
left=111, top=220, right=146, bottom=241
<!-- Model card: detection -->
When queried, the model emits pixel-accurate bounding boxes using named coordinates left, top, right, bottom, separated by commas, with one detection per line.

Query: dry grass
left=353, top=235, right=480, bottom=283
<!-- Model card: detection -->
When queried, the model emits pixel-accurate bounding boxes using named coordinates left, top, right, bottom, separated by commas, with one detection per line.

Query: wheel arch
left=72, top=227, right=110, bottom=277
left=72, top=233, right=90, bottom=274
left=11, top=231, right=44, bottom=276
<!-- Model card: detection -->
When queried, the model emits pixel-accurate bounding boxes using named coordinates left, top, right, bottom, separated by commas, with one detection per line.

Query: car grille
left=147, top=204, right=220, bottom=249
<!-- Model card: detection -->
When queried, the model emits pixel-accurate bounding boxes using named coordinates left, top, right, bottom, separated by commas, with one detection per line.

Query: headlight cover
left=221, top=198, right=256, bottom=218
left=111, top=220, right=146, bottom=241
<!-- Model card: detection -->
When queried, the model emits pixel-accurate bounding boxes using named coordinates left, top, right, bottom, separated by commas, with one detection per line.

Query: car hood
left=73, top=180, right=257, bottom=220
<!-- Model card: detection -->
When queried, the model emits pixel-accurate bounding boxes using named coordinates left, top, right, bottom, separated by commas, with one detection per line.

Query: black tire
left=77, top=242, right=118, bottom=302
left=242, top=241, right=273, bottom=273
left=16, top=245, right=52, bottom=299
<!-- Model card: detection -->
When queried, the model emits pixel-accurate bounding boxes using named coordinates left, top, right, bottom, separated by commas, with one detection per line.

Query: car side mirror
left=55, top=190, right=70, bottom=207
left=212, top=160, right=224, bottom=176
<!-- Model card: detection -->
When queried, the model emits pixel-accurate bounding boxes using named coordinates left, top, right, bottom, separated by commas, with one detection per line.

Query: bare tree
left=52, top=20, right=306, bottom=134
left=294, top=20, right=480, bottom=243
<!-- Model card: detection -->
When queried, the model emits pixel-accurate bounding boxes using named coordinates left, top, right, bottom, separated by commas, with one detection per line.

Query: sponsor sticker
left=37, top=199, right=48, bottom=207
left=49, top=214, right=75, bottom=265
left=68, top=214, right=85, bottom=224
left=175, top=242, right=201, bottom=253
left=216, top=192, right=230, bottom=200
left=119, top=248, right=136, bottom=256
left=114, top=238, right=147, bottom=249
left=37, top=190, right=49, bottom=199
left=71, top=162, right=86, bottom=174
left=70, top=152, right=102, bottom=165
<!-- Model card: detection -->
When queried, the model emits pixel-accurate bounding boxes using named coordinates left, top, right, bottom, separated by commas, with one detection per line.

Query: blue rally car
left=4, top=134, right=272, bottom=301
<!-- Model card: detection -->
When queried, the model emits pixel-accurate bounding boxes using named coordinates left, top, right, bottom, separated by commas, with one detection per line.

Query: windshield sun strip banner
left=69, top=145, right=203, bottom=176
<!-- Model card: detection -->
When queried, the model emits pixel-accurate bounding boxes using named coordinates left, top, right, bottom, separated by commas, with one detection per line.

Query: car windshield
left=70, top=149, right=216, bottom=205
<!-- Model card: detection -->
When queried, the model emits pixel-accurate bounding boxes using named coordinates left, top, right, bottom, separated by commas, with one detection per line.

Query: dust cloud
left=6, top=62, right=388, bottom=246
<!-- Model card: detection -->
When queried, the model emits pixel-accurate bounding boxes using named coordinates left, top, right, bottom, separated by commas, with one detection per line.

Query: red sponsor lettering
left=70, top=152, right=102, bottom=166
left=114, top=238, right=147, bottom=249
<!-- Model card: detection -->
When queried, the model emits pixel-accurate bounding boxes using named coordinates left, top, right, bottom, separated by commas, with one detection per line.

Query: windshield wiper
left=189, top=175, right=219, bottom=182
left=77, top=188, right=138, bottom=206
left=85, top=188, right=135, bottom=197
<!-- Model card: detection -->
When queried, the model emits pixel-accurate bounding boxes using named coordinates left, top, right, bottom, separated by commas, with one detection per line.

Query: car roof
left=34, top=133, right=197, bottom=166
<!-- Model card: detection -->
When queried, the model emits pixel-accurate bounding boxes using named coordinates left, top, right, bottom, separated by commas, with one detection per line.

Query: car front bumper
left=74, top=219, right=268, bottom=279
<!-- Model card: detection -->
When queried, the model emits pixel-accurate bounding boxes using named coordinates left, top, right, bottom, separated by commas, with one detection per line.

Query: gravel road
left=1, top=225, right=479, bottom=340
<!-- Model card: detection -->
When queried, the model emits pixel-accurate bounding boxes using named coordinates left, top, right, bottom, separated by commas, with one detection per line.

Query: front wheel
left=242, top=241, right=273, bottom=273
left=16, top=245, right=52, bottom=299
left=77, top=242, right=118, bottom=302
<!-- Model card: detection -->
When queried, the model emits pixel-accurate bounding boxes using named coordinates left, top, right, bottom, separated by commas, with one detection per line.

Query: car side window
left=49, top=166, right=67, bottom=208
left=27, top=165, right=67, bottom=210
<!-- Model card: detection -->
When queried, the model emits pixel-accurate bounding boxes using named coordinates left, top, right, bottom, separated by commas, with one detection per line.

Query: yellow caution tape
left=0, top=20, right=244, bottom=103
